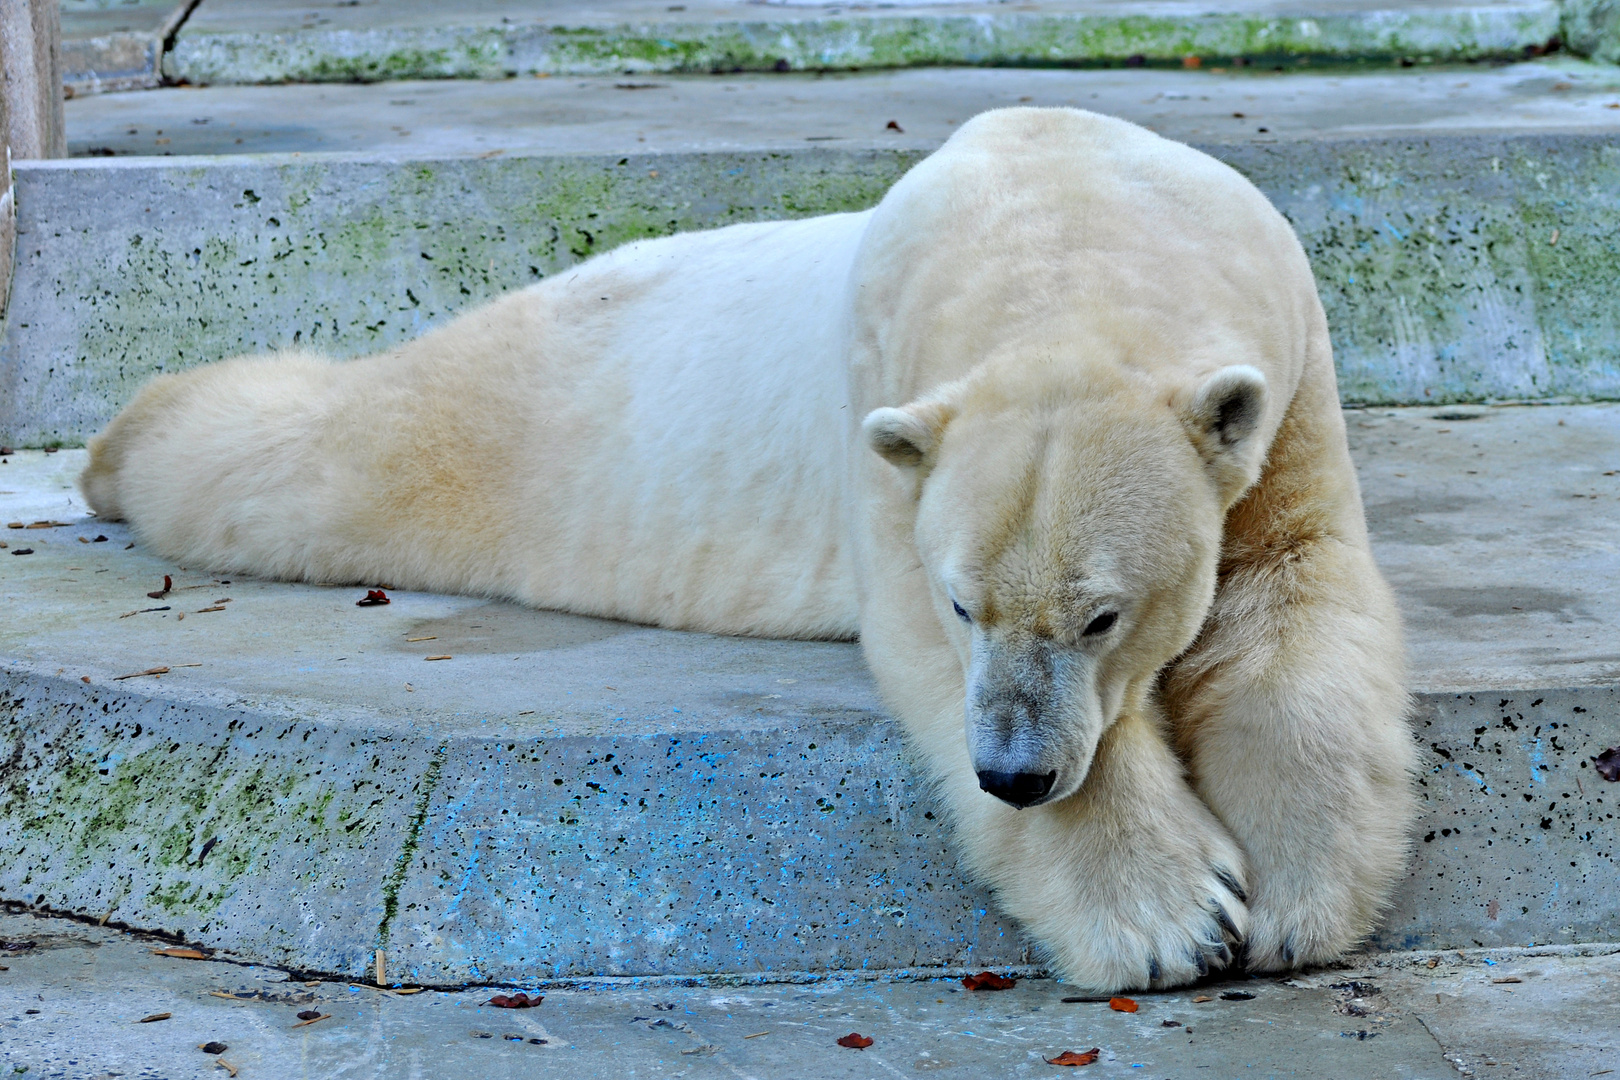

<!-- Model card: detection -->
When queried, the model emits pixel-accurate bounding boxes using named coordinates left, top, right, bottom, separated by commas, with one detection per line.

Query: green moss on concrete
left=165, top=7, right=1562, bottom=85
left=2, top=149, right=922, bottom=446
left=377, top=745, right=445, bottom=951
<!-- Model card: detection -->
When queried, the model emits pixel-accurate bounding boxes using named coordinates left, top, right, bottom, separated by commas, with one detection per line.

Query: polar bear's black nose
left=976, top=769, right=1057, bottom=807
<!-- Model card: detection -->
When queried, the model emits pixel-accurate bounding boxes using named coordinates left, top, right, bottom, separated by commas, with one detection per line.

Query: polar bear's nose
left=976, top=769, right=1057, bottom=808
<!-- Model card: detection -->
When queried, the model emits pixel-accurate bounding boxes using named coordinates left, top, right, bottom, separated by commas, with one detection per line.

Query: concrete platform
left=63, top=0, right=194, bottom=96
left=1, top=902, right=1617, bottom=1078
left=161, top=0, right=1566, bottom=85
left=1, top=403, right=1616, bottom=983
left=8, top=62, right=1620, bottom=446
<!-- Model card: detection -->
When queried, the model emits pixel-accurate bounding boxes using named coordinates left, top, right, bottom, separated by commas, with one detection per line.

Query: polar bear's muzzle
left=966, top=635, right=1101, bottom=809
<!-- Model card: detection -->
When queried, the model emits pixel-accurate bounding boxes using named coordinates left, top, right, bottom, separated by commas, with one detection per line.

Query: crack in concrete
left=376, top=743, right=446, bottom=953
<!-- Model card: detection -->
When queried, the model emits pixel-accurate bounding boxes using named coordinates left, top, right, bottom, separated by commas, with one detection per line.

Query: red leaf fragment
left=485, top=993, right=542, bottom=1009
left=356, top=589, right=391, bottom=607
left=836, top=1033, right=874, bottom=1049
left=148, top=575, right=172, bottom=599
left=961, top=971, right=1017, bottom=991
left=1108, top=996, right=1138, bottom=1013
left=1047, top=1048, right=1100, bottom=1066
left=1595, top=746, right=1620, bottom=782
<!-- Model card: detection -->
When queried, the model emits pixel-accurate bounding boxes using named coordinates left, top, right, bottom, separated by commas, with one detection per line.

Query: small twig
left=291, top=1013, right=330, bottom=1028
left=137, top=1012, right=171, bottom=1023
left=743, top=1030, right=769, bottom=1039
left=216, top=1056, right=239, bottom=1077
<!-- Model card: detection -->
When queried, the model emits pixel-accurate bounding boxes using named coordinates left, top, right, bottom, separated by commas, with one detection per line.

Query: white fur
left=82, top=108, right=1415, bottom=990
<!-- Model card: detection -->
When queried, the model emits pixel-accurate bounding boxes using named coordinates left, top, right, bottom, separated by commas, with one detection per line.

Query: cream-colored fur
left=82, top=108, right=1415, bottom=990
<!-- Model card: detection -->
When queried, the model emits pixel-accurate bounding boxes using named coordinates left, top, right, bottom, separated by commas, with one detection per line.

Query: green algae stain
left=22, top=150, right=921, bottom=446
left=0, top=683, right=425, bottom=933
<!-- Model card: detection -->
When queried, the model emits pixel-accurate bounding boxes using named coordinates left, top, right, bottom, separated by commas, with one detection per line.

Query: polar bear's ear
left=1180, top=365, right=1268, bottom=500
left=863, top=401, right=954, bottom=469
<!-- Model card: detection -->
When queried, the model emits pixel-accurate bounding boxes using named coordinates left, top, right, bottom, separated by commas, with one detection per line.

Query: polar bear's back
left=849, top=107, right=1322, bottom=450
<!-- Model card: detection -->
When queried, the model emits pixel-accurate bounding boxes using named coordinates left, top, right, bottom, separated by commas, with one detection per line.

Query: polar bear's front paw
left=1043, top=835, right=1251, bottom=993
left=1238, top=887, right=1360, bottom=973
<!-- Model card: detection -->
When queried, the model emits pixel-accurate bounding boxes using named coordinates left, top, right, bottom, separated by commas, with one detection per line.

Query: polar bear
left=80, top=108, right=1414, bottom=991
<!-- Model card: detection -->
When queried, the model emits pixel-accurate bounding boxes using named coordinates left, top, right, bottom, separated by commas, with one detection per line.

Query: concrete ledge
left=61, top=0, right=193, bottom=96
left=162, top=0, right=1564, bottom=84
left=7, top=128, right=1620, bottom=447
left=1, top=404, right=1616, bottom=981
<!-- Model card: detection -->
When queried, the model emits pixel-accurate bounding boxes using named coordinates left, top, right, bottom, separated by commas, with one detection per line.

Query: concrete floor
left=0, top=910, right=1614, bottom=1079
left=6, top=404, right=1618, bottom=703
left=65, top=59, right=1620, bottom=160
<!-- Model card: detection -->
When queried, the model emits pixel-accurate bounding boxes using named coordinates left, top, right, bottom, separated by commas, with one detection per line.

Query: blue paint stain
left=1382, top=221, right=1407, bottom=242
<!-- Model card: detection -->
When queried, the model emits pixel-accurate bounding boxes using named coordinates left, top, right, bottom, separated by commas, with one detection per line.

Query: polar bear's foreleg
left=1162, top=372, right=1416, bottom=971
left=938, top=702, right=1251, bottom=991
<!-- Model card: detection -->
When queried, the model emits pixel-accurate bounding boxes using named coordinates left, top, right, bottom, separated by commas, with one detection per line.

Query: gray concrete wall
left=4, top=133, right=1620, bottom=448
left=162, top=0, right=1565, bottom=84
left=3, top=667, right=1613, bottom=983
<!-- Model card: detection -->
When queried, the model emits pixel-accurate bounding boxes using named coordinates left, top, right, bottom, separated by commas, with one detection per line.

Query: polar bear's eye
left=1082, top=611, right=1117, bottom=636
left=952, top=600, right=971, bottom=623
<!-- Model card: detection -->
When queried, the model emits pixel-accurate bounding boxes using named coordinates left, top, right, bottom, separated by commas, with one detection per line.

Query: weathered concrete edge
left=2, top=664, right=1613, bottom=982
left=162, top=6, right=1563, bottom=84
left=62, top=33, right=163, bottom=96
left=5, top=132, right=1620, bottom=448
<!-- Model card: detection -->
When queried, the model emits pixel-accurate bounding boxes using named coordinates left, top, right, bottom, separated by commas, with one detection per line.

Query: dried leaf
left=138, top=1012, right=172, bottom=1023
left=836, top=1033, right=874, bottom=1049
left=217, top=1058, right=239, bottom=1078
left=1192, top=995, right=1214, bottom=1003
left=1595, top=746, right=1620, bottom=782
left=485, top=993, right=542, bottom=1008
left=961, top=971, right=1017, bottom=991
left=296, top=1009, right=322, bottom=1020
left=1108, top=996, right=1138, bottom=1012
left=1047, top=1048, right=1100, bottom=1066
left=885, top=120, right=904, bottom=132
left=148, top=575, right=173, bottom=599
left=356, top=589, right=391, bottom=606
left=1491, top=976, right=1523, bottom=984
left=196, top=606, right=227, bottom=613
left=425, top=655, right=452, bottom=661
left=199, top=1042, right=228, bottom=1054
left=9, top=547, right=32, bottom=556
left=150, top=947, right=210, bottom=959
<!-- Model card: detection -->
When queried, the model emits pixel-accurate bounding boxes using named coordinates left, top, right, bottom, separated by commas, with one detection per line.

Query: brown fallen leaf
left=196, top=606, right=227, bottom=613
left=148, top=574, right=173, bottom=599
left=117, top=667, right=171, bottom=681
left=356, top=589, right=390, bottom=606
left=485, top=993, right=542, bottom=1008
left=886, top=119, right=904, bottom=132
left=1491, top=976, right=1523, bottom=984
left=5, top=522, right=21, bottom=529
left=1595, top=746, right=1620, bottom=782
left=836, top=1033, right=874, bottom=1049
left=296, top=1009, right=323, bottom=1020
left=26, top=520, right=69, bottom=529
left=425, top=655, right=452, bottom=661
left=199, top=1041, right=228, bottom=1054
left=1047, top=1048, right=1101, bottom=1066
left=151, top=947, right=210, bottom=959
left=1108, top=996, right=1138, bottom=1012
left=138, top=1012, right=172, bottom=1023
left=1192, top=995, right=1214, bottom=1003
left=292, top=1013, right=331, bottom=1028
left=961, top=971, right=1017, bottom=991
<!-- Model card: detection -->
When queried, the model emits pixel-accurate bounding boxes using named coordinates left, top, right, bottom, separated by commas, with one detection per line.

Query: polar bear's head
left=863, top=363, right=1268, bottom=808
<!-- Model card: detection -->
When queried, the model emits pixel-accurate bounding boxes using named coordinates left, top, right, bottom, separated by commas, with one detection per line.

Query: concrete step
left=1, top=403, right=1616, bottom=984
left=5, top=908, right=1617, bottom=1079
left=158, top=0, right=1571, bottom=87
left=62, top=0, right=193, bottom=96
left=7, top=62, right=1620, bottom=448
